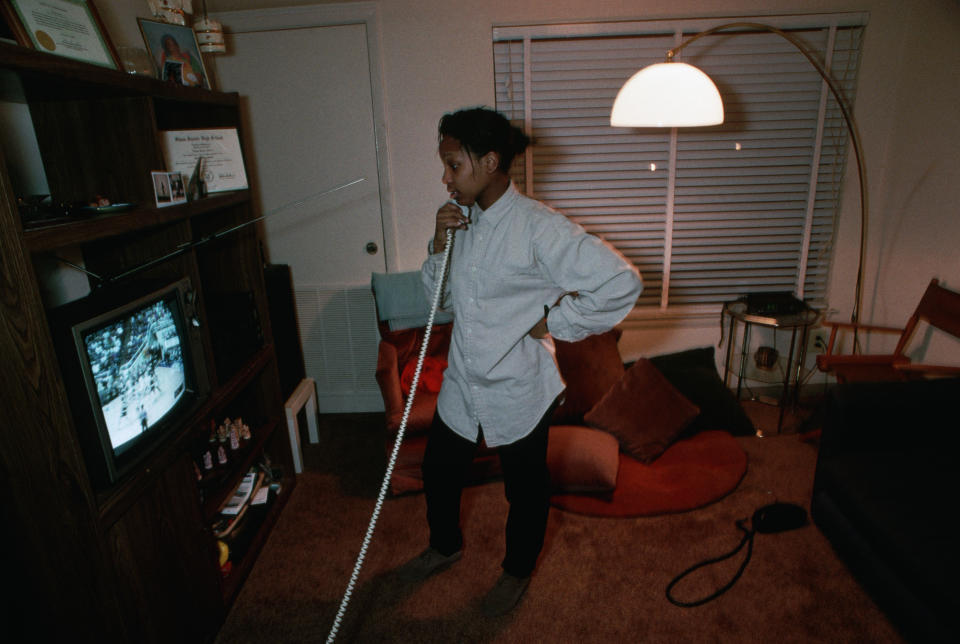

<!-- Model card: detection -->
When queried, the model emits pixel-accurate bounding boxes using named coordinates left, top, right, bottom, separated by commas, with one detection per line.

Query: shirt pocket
left=477, top=255, right=544, bottom=302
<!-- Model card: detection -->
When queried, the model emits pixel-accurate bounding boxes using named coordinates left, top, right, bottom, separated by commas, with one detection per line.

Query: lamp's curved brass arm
left=671, top=22, right=867, bottom=324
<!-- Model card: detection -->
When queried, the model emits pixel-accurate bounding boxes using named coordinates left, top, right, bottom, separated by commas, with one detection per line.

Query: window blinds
left=493, top=16, right=865, bottom=313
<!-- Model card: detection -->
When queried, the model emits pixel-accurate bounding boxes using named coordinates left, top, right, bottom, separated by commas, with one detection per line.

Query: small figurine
left=218, top=418, right=230, bottom=443
left=217, top=444, right=228, bottom=465
left=237, top=417, right=252, bottom=441
left=229, top=424, right=240, bottom=451
left=202, top=450, right=213, bottom=471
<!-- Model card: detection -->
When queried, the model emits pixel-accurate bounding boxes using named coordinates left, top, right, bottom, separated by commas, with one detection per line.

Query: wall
left=92, top=0, right=960, bottom=376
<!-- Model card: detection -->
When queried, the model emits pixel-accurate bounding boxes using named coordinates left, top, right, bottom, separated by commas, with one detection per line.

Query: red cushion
left=547, top=426, right=620, bottom=493
left=380, top=322, right=452, bottom=367
left=551, top=430, right=747, bottom=517
left=553, top=329, right=625, bottom=424
left=400, top=356, right=448, bottom=396
left=378, top=324, right=452, bottom=434
left=584, top=358, right=700, bottom=463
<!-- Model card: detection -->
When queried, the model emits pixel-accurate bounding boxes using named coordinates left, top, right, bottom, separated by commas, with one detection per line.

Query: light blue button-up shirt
left=421, top=183, right=642, bottom=447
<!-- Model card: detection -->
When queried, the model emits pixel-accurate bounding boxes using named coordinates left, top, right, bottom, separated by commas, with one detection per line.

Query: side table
left=722, top=300, right=819, bottom=435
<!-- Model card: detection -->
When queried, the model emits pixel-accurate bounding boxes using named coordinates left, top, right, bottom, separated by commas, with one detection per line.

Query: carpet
left=215, top=415, right=907, bottom=644
left=551, top=430, right=747, bottom=517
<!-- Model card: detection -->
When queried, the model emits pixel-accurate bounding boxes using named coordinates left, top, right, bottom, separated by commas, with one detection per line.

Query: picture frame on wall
left=138, top=18, right=209, bottom=89
left=0, top=0, right=119, bottom=69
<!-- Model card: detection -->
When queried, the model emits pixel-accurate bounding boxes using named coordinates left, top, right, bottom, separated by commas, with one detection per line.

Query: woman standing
left=403, top=107, right=642, bottom=616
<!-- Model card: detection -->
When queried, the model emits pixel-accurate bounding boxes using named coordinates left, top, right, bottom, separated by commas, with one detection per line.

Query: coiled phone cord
left=326, top=228, right=453, bottom=643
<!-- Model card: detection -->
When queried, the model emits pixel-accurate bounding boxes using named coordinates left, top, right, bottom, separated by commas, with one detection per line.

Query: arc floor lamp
left=610, top=22, right=867, bottom=325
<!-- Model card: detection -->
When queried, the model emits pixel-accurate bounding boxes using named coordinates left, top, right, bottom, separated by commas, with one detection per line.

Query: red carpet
left=551, top=430, right=747, bottom=517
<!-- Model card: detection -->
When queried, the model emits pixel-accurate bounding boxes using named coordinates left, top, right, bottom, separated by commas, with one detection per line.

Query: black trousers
left=422, top=403, right=554, bottom=578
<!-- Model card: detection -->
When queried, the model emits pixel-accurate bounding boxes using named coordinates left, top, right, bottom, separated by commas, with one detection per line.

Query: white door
left=213, top=11, right=388, bottom=412
left=214, top=23, right=386, bottom=283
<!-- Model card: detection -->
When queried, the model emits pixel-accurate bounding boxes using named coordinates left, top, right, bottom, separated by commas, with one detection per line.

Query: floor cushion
left=551, top=430, right=747, bottom=517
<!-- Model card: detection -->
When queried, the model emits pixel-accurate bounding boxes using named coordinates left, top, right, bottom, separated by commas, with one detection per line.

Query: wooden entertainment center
left=0, top=42, right=295, bottom=641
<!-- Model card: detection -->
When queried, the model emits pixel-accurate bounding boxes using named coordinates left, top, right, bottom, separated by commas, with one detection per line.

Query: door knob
left=365, top=241, right=378, bottom=255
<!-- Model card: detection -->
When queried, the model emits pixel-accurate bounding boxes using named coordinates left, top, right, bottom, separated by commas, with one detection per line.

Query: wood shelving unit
left=0, top=41, right=295, bottom=643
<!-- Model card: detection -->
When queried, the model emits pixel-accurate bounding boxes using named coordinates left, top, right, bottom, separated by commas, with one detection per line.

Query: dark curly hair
left=438, top=107, right=530, bottom=173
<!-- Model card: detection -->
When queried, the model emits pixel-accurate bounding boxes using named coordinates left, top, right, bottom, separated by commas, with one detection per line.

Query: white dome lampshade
left=610, top=62, right=724, bottom=127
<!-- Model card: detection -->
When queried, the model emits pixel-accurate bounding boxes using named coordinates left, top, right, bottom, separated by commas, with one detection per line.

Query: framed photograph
left=1, top=0, right=119, bottom=69
left=138, top=18, right=209, bottom=89
left=152, top=171, right=187, bottom=208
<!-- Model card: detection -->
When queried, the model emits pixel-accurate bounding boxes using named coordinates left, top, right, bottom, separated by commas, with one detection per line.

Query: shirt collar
left=473, top=181, right=519, bottom=226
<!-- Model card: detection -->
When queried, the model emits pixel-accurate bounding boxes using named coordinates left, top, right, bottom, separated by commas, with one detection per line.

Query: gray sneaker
left=397, top=547, right=462, bottom=582
left=480, top=572, right=531, bottom=616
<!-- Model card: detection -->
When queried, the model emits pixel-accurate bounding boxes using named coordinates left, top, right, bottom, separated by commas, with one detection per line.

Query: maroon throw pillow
left=584, top=358, right=700, bottom=463
left=553, top=329, right=625, bottom=424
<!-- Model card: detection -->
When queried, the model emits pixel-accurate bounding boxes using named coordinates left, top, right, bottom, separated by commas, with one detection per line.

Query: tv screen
left=51, top=277, right=209, bottom=487
left=79, top=293, right=189, bottom=457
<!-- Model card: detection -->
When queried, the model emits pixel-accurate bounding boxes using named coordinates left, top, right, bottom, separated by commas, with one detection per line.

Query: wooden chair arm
left=893, top=363, right=960, bottom=376
left=821, top=320, right=906, bottom=355
left=820, top=320, right=905, bottom=334
left=816, top=353, right=907, bottom=368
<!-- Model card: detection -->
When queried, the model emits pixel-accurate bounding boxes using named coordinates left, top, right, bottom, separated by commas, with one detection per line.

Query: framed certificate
left=160, top=128, right=249, bottom=194
left=1, top=0, right=119, bottom=69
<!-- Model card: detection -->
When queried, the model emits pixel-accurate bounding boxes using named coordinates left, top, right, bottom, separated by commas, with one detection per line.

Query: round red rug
left=551, top=430, right=747, bottom=517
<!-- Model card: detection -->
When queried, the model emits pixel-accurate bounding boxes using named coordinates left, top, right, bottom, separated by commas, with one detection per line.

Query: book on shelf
left=213, top=470, right=265, bottom=538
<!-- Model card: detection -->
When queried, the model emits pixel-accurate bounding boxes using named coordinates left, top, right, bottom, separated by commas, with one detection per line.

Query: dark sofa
left=811, top=378, right=960, bottom=643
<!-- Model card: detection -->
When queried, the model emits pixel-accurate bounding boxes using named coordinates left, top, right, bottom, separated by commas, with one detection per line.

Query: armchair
left=816, top=278, right=960, bottom=383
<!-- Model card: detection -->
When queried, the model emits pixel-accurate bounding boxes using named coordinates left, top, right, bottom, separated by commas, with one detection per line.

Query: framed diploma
left=1, top=0, right=119, bottom=70
left=160, top=128, right=249, bottom=194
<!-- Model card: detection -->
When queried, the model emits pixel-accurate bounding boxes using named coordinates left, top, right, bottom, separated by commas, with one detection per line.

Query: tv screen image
left=81, top=296, right=187, bottom=455
left=50, top=277, right=210, bottom=486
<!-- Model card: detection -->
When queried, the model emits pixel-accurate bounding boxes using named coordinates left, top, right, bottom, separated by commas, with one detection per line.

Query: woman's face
left=439, top=135, right=488, bottom=207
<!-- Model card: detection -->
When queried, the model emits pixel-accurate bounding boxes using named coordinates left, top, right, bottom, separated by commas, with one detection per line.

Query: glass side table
left=722, top=300, right=820, bottom=436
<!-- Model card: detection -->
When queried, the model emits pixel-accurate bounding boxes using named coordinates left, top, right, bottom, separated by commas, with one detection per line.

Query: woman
left=159, top=34, right=204, bottom=87
left=404, top=107, right=642, bottom=616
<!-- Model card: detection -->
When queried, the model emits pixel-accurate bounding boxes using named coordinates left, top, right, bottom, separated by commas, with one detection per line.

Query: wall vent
left=294, top=283, right=383, bottom=412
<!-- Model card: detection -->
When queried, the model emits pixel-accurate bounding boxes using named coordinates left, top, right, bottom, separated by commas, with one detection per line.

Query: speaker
left=264, top=264, right=306, bottom=401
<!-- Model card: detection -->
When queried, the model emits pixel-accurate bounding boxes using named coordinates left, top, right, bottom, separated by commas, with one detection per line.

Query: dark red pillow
left=380, top=322, right=452, bottom=368
left=552, top=329, right=625, bottom=424
left=400, top=356, right=447, bottom=396
left=584, top=358, right=700, bottom=463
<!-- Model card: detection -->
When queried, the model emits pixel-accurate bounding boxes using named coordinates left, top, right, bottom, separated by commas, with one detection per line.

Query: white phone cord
left=326, top=229, right=453, bottom=643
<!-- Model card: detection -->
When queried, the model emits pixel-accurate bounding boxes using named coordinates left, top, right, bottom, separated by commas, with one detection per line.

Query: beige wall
left=95, top=0, right=960, bottom=365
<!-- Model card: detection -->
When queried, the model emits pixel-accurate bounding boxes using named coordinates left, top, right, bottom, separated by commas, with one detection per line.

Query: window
left=493, top=15, right=866, bottom=317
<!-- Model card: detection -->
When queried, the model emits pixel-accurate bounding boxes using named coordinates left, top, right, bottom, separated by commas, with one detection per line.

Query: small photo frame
left=152, top=171, right=187, bottom=208
left=137, top=18, right=209, bottom=89
left=1, top=0, right=119, bottom=69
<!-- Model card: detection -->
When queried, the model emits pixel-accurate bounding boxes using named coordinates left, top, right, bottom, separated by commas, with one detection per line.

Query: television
left=49, top=277, right=210, bottom=487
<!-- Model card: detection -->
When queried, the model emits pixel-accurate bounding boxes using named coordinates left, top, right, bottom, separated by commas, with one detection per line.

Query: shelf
left=201, top=417, right=281, bottom=520
left=219, top=477, right=294, bottom=604
left=22, top=191, right=250, bottom=251
left=2, top=38, right=292, bottom=638
left=0, top=40, right=238, bottom=106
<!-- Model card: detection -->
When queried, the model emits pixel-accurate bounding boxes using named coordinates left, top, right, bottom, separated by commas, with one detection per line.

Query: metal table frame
left=722, top=301, right=820, bottom=435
